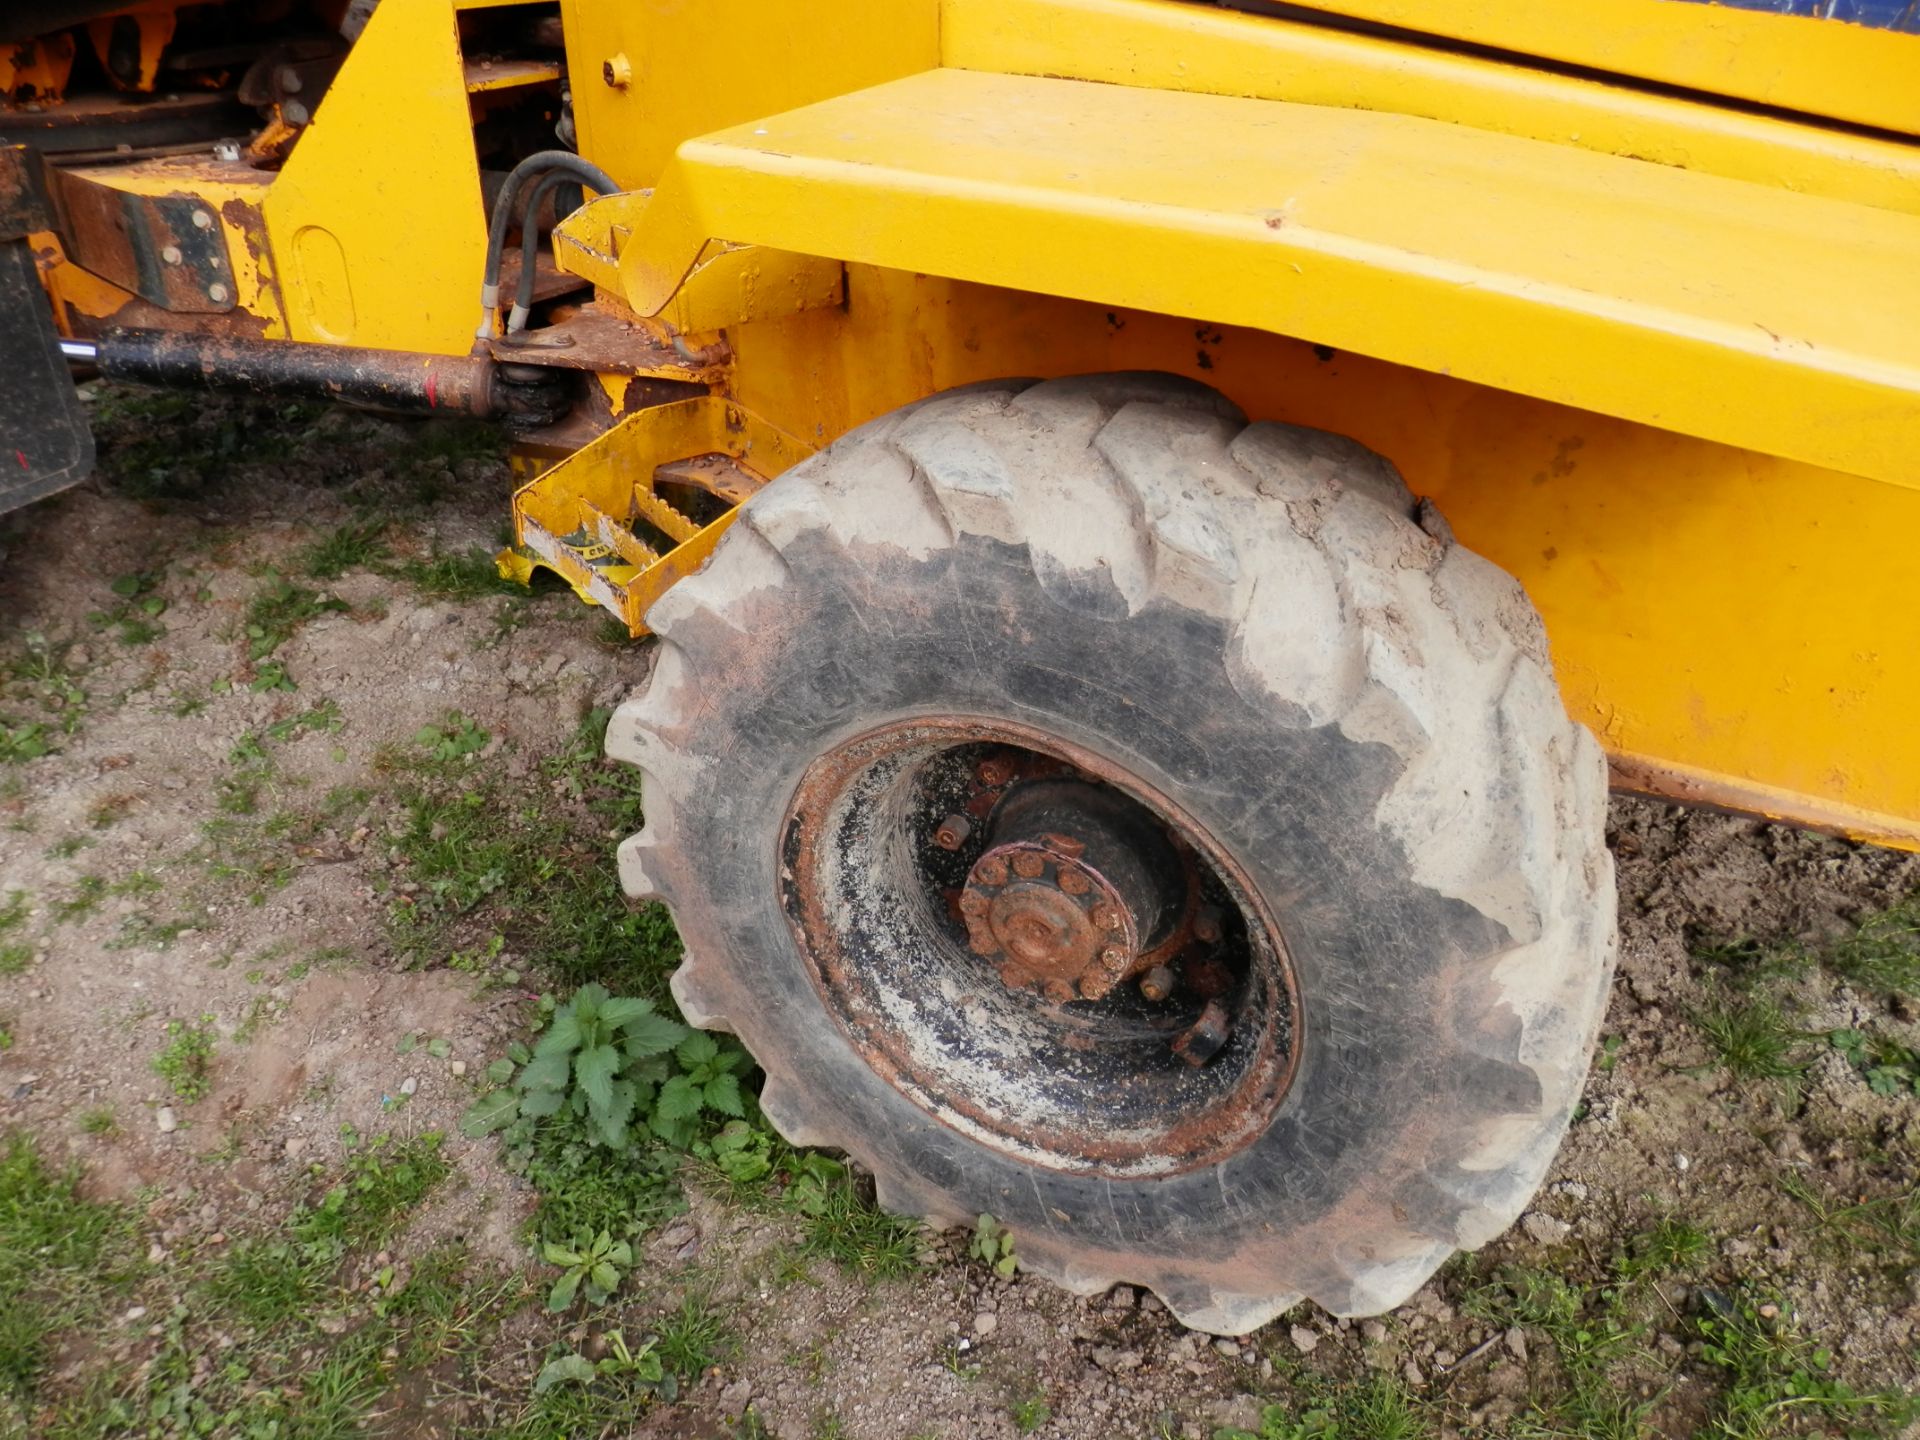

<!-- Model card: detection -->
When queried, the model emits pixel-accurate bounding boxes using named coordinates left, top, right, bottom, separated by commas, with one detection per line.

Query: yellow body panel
left=713, top=266, right=1920, bottom=849
left=260, top=0, right=483, bottom=353
left=557, top=0, right=938, bottom=190
left=945, top=0, right=1920, bottom=218
left=562, top=67, right=1920, bottom=491
left=1274, top=0, right=1920, bottom=136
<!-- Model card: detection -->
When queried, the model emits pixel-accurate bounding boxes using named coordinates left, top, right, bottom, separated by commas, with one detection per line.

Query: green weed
left=244, top=571, right=347, bottom=661
left=1012, top=1394, right=1052, bottom=1433
left=0, top=721, right=52, bottom=764
left=970, top=1213, right=1018, bottom=1277
left=542, top=1228, right=633, bottom=1311
left=151, top=1015, right=218, bottom=1101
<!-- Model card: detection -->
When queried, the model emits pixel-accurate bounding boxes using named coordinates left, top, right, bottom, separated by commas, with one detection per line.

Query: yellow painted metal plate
left=1265, top=0, right=1920, bottom=137
left=943, top=0, right=1920, bottom=218
left=581, top=67, right=1920, bottom=491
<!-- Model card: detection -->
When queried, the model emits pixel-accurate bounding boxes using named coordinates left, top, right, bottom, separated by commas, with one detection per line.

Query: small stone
left=155, top=1107, right=177, bottom=1134
left=1139, top=1294, right=1164, bottom=1314
left=1434, top=1349, right=1458, bottom=1368
left=399, top=1076, right=418, bottom=1097
left=720, top=1379, right=750, bottom=1411
left=1521, top=1212, right=1571, bottom=1245
left=1168, top=1336, right=1198, bottom=1362
left=123, top=1306, right=146, bottom=1323
left=973, top=1312, right=999, bottom=1339
left=1550, top=1180, right=1590, bottom=1200
left=449, top=1060, right=467, bottom=1077
left=1213, top=1338, right=1240, bottom=1358
left=1674, top=1153, right=1691, bottom=1172
left=1289, top=1325, right=1319, bottom=1355
left=317, top=1315, right=348, bottom=1335
left=1403, top=1361, right=1426, bottom=1387
left=284, top=1136, right=307, bottom=1158
left=1504, top=1327, right=1528, bottom=1362
left=1361, top=1320, right=1388, bottom=1345
left=1758, top=1303, right=1779, bottom=1320
left=146, top=1242, right=167, bottom=1264
left=1091, top=1346, right=1142, bottom=1372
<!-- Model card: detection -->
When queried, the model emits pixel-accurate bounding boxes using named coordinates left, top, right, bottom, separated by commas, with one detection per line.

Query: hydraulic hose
left=507, top=169, right=585, bottom=334
left=476, top=150, right=620, bottom=341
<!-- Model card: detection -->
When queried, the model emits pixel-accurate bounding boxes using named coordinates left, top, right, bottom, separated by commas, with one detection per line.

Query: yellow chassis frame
left=30, top=0, right=1920, bottom=850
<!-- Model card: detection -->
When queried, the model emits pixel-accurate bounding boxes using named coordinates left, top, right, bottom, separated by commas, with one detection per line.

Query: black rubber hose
left=507, top=170, right=586, bottom=333
left=476, top=150, right=621, bottom=340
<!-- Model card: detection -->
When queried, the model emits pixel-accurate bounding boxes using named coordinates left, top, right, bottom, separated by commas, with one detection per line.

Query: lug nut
left=976, top=755, right=1016, bottom=787
left=976, top=857, right=1007, bottom=886
left=1043, top=980, right=1075, bottom=1005
left=1194, top=907, right=1223, bottom=944
left=1012, top=851, right=1045, bottom=879
left=959, top=891, right=988, bottom=918
left=1099, top=946, right=1126, bottom=970
left=1077, top=971, right=1116, bottom=1001
left=934, top=813, right=972, bottom=850
left=1057, top=869, right=1090, bottom=896
left=1139, top=964, right=1176, bottom=1002
left=1172, top=1000, right=1231, bottom=1067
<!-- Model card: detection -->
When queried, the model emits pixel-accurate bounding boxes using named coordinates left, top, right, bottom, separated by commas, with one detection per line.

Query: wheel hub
left=962, top=837, right=1140, bottom=1001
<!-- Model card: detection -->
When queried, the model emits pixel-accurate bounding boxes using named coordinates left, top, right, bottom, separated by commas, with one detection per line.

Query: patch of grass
left=151, top=1014, right=218, bottom=1101
left=1465, top=1267, right=1656, bottom=1440
left=1216, top=1376, right=1429, bottom=1440
left=1780, top=1172, right=1920, bottom=1268
left=0, top=1137, right=134, bottom=1406
left=299, top=520, right=390, bottom=580
left=1693, top=1290, right=1918, bottom=1439
left=792, top=1161, right=925, bottom=1280
left=655, top=1291, right=732, bottom=1379
left=397, top=547, right=523, bottom=601
left=1690, top=990, right=1809, bottom=1082
left=1824, top=894, right=1920, bottom=996
left=1616, top=1215, right=1712, bottom=1284
left=77, top=1108, right=117, bottom=1136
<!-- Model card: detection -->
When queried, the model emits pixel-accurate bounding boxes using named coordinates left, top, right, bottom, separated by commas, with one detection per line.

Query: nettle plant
left=463, top=983, right=748, bottom=1152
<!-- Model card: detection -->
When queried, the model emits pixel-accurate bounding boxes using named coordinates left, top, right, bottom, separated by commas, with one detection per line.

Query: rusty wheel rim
left=780, top=717, right=1302, bottom=1180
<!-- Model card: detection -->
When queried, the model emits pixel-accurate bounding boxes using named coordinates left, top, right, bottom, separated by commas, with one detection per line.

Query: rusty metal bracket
left=49, top=168, right=238, bottom=313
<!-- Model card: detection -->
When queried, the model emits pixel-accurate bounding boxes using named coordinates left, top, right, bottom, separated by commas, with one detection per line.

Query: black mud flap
left=0, top=142, right=93, bottom=516
left=0, top=236, right=93, bottom=515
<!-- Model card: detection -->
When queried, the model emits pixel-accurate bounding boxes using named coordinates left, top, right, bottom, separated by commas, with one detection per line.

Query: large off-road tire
left=609, top=373, right=1615, bottom=1334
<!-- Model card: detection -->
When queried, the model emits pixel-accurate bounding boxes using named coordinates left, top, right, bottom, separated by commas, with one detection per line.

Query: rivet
left=160, top=245, right=182, bottom=265
left=207, top=282, right=230, bottom=304
left=191, top=210, right=213, bottom=230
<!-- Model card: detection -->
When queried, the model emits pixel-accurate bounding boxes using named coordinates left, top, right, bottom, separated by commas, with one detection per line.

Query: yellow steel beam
left=1266, top=0, right=1920, bottom=138
left=560, top=67, right=1920, bottom=491
left=942, top=0, right=1920, bottom=219
left=261, top=0, right=483, bottom=353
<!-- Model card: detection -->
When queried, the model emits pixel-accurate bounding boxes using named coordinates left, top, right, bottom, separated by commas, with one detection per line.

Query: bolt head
left=1042, top=980, right=1075, bottom=1005
left=959, top=891, right=987, bottom=918
left=1099, top=946, right=1126, bottom=969
left=976, top=857, right=1007, bottom=887
left=1011, top=851, right=1045, bottom=879
left=1056, top=869, right=1090, bottom=896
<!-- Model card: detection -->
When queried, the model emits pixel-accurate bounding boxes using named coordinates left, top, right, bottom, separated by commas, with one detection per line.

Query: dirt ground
left=0, top=388, right=1916, bottom=1440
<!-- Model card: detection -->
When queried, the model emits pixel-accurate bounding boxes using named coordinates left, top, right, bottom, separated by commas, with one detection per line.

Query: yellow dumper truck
left=5, top=0, right=1918, bottom=1333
